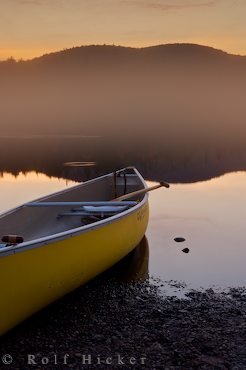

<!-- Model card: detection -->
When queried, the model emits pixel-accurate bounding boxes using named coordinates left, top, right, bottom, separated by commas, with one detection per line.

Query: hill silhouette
left=0, top=43, right=246, bottom=151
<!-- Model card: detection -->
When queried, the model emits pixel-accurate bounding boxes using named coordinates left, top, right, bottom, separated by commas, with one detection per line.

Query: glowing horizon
left=1, top=0, right=246, bottom=61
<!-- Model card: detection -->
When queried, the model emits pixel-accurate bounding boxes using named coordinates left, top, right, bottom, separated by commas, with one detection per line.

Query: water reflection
left=102, top=236, right=149, bottom=282
left=0, top=172, right=76, bottom=214
left=147, top=172, right=246, bottom=289
left=0, top=136, right=245, bottom=183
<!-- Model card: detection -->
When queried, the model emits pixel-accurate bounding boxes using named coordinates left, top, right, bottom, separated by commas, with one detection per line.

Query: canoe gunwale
left=0, top=167, right=148, bottom=257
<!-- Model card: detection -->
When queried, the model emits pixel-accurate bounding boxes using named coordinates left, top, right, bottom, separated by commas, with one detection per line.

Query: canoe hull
left=0, top=200, right=149, bottom=335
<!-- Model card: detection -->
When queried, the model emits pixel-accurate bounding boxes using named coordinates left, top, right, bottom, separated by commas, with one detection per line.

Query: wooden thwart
left=58, top=212, right=117, bottom=217
left=26, top=201, right=137, bottom=207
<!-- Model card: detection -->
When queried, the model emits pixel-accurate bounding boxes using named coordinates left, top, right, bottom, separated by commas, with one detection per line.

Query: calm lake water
left=0, top=170, right=245, bottom=291
left=147, top=172, right=246, bottom=290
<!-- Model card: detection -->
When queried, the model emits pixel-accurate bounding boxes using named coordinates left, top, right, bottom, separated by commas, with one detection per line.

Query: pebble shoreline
left=0, top=277, right=245, bottom=370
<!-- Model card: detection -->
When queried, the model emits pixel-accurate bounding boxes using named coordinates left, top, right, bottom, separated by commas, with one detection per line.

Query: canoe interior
left=0, top=168, right=146, bottom=243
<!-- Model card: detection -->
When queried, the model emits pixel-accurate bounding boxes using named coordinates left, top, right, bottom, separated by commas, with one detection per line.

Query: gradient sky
left=1, top=0, right=246, bottom=60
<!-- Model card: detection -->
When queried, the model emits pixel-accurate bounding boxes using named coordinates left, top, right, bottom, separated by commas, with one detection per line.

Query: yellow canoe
left=0, top=167, right=149, bottom=335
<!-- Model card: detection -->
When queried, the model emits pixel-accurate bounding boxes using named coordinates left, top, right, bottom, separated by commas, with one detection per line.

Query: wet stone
left=174, top=237, right=186, bottom=242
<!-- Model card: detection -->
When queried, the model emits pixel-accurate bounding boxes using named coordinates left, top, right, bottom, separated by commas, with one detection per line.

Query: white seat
left=83, top=205, right=128, bottom=213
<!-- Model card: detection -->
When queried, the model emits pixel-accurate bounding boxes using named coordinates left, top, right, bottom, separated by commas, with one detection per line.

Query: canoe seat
left=82, top=205, right=128, bottom=213
left=58, top=205, right=130, bottom=219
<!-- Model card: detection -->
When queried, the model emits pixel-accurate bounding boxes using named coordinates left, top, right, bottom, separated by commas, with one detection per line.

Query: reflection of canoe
left=104, top=236, right=149, bottom=282
left=125, top=236, right=149, bottom=281
left=0, top=167, right=149, bottom=335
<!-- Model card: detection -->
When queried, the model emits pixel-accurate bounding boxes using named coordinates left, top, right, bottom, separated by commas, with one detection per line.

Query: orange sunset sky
left=0, top=0, right=246, bottom=60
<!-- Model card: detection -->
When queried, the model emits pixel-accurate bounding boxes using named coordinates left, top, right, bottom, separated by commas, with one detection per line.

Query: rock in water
left=174, top=237, right=186, bottom=243
left=182, top=248, right=190, bottom=254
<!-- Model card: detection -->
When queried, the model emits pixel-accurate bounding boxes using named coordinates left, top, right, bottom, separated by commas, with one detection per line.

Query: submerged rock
left=182, top=248, right=190, bottom=254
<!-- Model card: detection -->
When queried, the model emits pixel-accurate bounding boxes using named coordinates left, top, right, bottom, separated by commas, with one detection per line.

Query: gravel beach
left=0, top=272, right=245, bottom=370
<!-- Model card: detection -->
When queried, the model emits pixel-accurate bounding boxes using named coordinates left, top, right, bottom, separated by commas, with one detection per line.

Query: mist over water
left=1, top=45, right=246, bottom=184
left=0, top=45, right=246, bottom=146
